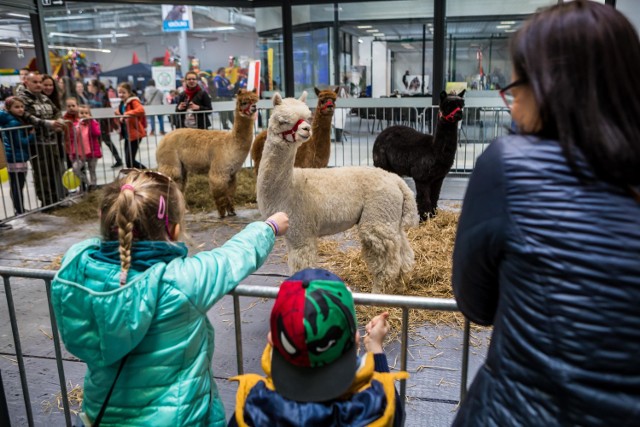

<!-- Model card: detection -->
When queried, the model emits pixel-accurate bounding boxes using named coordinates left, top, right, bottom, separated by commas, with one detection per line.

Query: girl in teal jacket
left=52, top=168, right=288, bottom=426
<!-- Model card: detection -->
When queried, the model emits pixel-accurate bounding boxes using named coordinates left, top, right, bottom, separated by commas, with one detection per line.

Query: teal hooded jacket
left=51, top=221, right=276, bottom=426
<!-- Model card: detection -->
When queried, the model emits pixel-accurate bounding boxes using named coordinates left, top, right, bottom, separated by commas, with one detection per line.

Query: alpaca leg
left=226, top=174, right=238, bottom=216
left=158, top=162, right=186, bottom=191
left=358, top=222, right=406, bottom=294
left=285, top=237, right=318, bottom=274
left=180, top=165, right=189, bottom=193
left=395, top=233, right=415, bottom=294
left=428, top=176, right=446, bottom=217
left=209, top=172, right=229, bottom=218
left=414, top=179, right=433, bottom=222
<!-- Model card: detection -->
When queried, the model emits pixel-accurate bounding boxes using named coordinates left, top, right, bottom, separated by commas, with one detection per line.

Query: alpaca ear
left=252, top=88, right=258, bottom=94
left=299, top=91, right=308, bottom=103
left=440, top=91, right=447, bottom=102
left=273, top=93, right=282, bottom=106
left=314, top=87, right=320, bottom=96
left=458, top=89, right=466, bottom=98
left=334, top=86, right=340, bottom=94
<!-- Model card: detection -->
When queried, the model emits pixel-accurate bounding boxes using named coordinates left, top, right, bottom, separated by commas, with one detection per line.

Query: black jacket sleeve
left=452, top=140, right=508, bottom=326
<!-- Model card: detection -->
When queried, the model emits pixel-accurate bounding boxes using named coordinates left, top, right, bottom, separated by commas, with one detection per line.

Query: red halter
left=281, top=119, right=307, bottom=142
left=320, top=99, right=334, bottom=111
left=241, top=103, right=254, bottom=116
left=438, top=107, right=462, bottom=123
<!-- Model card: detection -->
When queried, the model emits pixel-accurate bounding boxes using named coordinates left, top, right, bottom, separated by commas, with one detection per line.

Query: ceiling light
left=49, top=31, right=129, bottom=39
left=50, top=44, right=112, bottom=53
left=357, top=25, right=372, bottom=29
left=191, top=26, right=236, bottom=32
left=373, top=33, right=385, bottom=37
left=0, top=41, right=111, bottom=53
left=500, top=21, right=516, bottom=25
left=504, top=29, right=517, bottom=33
left=7, top=13, right=29, bottom=19
left=496, top=25, right=511, bottom=29
left=358, top=38, right=364, bottom=44
left=366, top=29, right=378, bottom=33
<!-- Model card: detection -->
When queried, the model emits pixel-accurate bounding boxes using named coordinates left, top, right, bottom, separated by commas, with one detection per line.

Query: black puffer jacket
left=452, top=136, right=640, bottom=427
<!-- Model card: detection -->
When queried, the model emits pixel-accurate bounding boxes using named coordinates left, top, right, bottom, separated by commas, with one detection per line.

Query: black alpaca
left=373, top=90, right=465, bottom=221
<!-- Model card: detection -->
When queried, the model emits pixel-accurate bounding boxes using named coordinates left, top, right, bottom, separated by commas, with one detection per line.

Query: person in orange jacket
left=114, top=82, right=147, bottom=169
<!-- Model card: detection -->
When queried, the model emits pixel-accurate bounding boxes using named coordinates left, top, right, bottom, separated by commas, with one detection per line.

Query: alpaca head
left=313, top=87, right=338, bottom=117
left=438, top=90, right=466, bottom=123
left=235, top=88, right=259, bottom=118
left=269, top=92, right=313, bottom=144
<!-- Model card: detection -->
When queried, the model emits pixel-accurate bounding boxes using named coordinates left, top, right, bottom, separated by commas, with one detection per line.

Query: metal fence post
left=2, top=275, right=34, bottom=427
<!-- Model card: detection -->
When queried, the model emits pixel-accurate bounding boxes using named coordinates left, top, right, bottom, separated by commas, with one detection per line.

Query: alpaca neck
left=433, top=119, right=458, bottom=144
left=227, top=112, right=255, bottom=153
left=306, top=111, right=334, bottom=149
left=257, top=129, right=298, bottom=209
left=434, top=118, right=459, bottom=151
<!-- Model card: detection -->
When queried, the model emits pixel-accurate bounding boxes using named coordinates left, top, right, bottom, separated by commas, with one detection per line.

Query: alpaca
left=372, top=90, right=465, bottom=221
left=156, top=89, right=259, bottom=218
left=251, top=87, right=337, bottom=177
left=258, top=92, right=419, bottom=294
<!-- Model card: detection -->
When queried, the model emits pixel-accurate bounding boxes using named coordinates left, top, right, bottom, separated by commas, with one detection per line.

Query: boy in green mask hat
left=229, top=268, right=408, bottom=427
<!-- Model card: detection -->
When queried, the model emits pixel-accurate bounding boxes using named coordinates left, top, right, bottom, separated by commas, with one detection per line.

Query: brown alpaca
left=251, top=86, right=337, bottom=176
left=156, top=89, right=259, bottom=218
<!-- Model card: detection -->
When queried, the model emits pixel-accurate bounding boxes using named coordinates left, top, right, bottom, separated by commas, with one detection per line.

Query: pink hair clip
left=121, top=184, right=135, bottom=193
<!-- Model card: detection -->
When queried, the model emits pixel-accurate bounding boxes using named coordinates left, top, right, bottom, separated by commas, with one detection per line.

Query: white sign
left=162, top=5, right=193, bottom=32
left=152, top=66, right=176, bottom=94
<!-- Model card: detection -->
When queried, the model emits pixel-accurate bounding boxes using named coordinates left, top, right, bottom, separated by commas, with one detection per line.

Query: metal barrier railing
left=1, top=100, right=511, bottom=222
left=0, top=265, right=471, bottom=427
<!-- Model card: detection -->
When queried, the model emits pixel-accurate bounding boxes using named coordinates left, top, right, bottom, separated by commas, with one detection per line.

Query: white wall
left=371, top=41, right=388, bottom=98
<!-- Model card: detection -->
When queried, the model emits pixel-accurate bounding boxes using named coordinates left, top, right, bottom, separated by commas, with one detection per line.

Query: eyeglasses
left=117, top=169, right=174, bottom=236
left=499, top=78, right=527, bottom=110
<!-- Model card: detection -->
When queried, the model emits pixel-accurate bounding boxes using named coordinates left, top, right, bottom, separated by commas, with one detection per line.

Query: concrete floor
left=0, top=176, right=491, bottom=427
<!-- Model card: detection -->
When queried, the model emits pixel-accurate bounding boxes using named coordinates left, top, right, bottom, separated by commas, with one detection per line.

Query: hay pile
left=184, top=168, right=257, bottom=212
left=50, top=168, right=258, bottom=218
left=51, top=191, right=102, bottom=222
left=316, top=210, right=466, bottom=336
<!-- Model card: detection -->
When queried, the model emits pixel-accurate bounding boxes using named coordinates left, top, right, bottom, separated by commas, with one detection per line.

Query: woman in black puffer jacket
left=452, top=2, right=640, bottom=426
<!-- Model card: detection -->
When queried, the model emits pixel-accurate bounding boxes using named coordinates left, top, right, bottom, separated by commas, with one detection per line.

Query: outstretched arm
left=173, top=212, right=289, bottom=310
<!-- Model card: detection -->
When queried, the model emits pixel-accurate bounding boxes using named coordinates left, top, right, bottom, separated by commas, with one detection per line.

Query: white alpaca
left=257, top=93, right=419, bottom=293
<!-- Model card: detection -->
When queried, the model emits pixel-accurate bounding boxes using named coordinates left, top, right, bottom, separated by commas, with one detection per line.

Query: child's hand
left=364, top=312, right=389, bottom=354
left=265, top=212, right=289, bottom=236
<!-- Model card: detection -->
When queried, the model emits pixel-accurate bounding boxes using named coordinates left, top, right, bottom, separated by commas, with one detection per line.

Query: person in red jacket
left=115, top=82, right=146, bottom=169
left=78, top=105, right=102, bottom=191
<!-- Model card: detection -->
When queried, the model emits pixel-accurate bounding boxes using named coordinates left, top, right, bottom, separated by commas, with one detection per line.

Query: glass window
left=285, top=2, right=433, bottom=98
left=445, top=1, right=558, bottom=95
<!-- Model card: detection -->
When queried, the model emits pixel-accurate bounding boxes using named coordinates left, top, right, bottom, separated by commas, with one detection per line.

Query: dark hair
left=216, top=67, right=225, bottom=74
left=184, top=71, right=198, bottom=80
left=147, top=79, right=155, bottom=86
left=511, top=0, right=640, bottom=187
left=41, top=74, right=62, bottom=110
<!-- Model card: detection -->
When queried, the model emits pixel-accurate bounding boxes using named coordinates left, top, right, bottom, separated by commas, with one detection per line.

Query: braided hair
left=99, top=171, right=186, bottom=285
